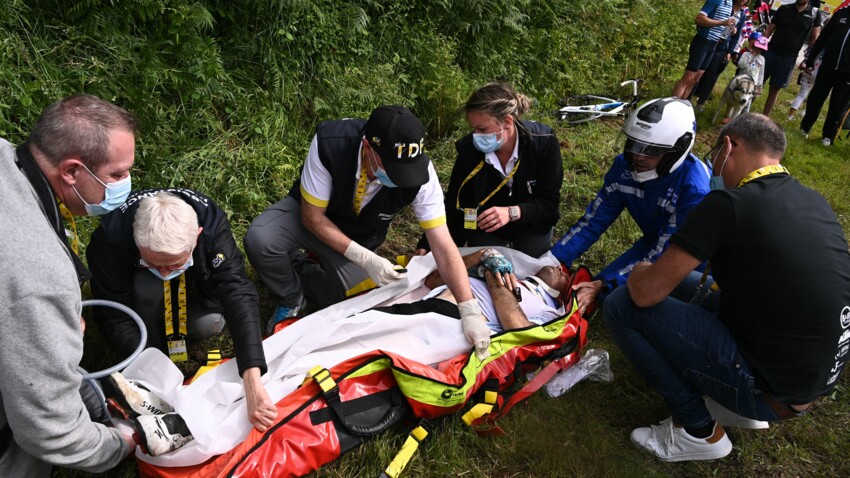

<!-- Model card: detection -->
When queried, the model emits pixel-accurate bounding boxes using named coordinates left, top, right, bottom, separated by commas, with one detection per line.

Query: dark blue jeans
left=603, top=271, right=779, bottom=428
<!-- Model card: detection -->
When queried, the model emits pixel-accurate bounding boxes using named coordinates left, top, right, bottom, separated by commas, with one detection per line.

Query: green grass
left=68, top=78, right=850, bottom=478
left=9, top=0, right=842, bottom=475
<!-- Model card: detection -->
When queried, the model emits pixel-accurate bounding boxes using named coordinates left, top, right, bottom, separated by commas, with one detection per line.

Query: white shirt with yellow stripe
left=299, top=134, right=446, bottom=231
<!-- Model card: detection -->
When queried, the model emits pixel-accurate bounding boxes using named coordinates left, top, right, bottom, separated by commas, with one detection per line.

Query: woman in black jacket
left=418, top=82, right=563, bottom=257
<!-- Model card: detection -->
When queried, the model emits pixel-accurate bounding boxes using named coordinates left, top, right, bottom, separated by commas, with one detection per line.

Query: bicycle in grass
left=553, top=79, right=641, bottom=125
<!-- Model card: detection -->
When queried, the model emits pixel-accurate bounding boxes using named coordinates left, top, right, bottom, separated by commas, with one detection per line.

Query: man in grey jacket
left=0, top=94, right=137, bottom=476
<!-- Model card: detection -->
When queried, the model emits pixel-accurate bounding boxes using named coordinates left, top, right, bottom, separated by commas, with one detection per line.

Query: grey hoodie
left=0, top=139, right=129, bottom=477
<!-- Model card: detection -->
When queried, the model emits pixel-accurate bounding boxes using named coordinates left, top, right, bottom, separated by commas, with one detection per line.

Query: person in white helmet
left=547, top=98, right=710, bottom=313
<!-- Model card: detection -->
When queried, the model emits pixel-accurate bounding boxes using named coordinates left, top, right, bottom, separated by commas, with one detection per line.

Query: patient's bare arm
left=485, top=270, right=532, bottom=330
left=424, top=248, right=487, bottom=289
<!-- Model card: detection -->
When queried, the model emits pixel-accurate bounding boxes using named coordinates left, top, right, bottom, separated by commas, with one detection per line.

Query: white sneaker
left=705, top=397, right=769, bottom=430
left=104, top=372, right=174, bottom=418
left=134, top=413, right=194, bottom=456
left=821, top=138, right=832, bottom=147
left=630, top=417, right=732, bottom=462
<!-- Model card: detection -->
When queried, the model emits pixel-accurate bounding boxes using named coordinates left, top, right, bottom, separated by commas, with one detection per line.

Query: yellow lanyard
left=353, top=155, right=369, bottom=215
left=737, top=164, right=789, bottom=187
left=57, top=200, right=79, bottom=254
left=455, top=157, right=522, bottom=211
left=163, top=273, right=188, bottom=337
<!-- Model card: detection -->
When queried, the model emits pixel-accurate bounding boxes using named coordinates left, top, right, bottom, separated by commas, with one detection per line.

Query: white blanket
left=124, top=248, right=557, bottom=467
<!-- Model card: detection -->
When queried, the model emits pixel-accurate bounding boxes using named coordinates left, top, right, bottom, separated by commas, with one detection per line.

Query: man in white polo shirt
left=245, top=106, right=491, bottom=357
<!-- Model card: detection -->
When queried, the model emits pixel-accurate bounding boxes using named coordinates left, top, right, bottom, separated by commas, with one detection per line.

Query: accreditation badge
left=167, top=338, right=188, bottom=363
left=463, top=208, right=478, bottom=230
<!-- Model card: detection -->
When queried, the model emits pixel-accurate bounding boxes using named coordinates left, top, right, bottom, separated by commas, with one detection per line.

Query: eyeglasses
left=703, top=138, right=738, bottom=166
left=702, top=142, right=723, bottom=166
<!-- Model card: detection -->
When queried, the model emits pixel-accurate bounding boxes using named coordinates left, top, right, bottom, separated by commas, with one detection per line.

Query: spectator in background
left=735, top=34, right=769, bottom=115
left=692, top=0, right=752, bottom=111
left=788, top=49, right=824, bottom=120
left=800, top=3, right=850, bottom=146
left=416, top=82, right=563, bottom=258
left=673, top=0, right=738, bottom=99
left=761, top=0, right=823, bottom=115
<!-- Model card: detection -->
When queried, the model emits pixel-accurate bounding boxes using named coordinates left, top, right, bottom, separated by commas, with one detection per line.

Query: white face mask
left=631, top=169, right=659, bottom=183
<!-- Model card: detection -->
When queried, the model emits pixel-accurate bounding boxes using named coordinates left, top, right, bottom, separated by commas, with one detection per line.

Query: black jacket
left=87, top=188, right=266, bottom=376
left=806, top=7, right=850, bottom=73
left=422, top=119, right=562, bottom=249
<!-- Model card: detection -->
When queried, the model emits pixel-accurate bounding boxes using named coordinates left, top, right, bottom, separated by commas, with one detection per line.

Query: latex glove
left=344, top=241, right=405, bottom=286
left=458, top=299, right=490, bottom=360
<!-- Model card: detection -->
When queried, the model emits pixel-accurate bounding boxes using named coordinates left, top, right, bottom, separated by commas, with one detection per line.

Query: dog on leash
left=713, top=73, right=755, bottom=124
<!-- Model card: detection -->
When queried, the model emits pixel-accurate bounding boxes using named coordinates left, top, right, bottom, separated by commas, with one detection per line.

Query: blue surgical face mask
left=141, top=255, right=194, bottom=281
left=374, top=166, right=398, bottom=188
left=710, top=149, right=731, bottom=191
left=369, top=151, right=398, bottom=188
left=73, top=164, right=132, bottom=216
left=472, top=127, right=506, bottom=154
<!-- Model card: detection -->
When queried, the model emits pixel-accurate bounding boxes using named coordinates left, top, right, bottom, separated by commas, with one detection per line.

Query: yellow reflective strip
left=394, top=311, right=574, bottom=408
left=346, top=358, right=392, bottom=379
left=57, top=200, right=79, bottom=254
left=461, top=402, right=494, bottom=426
left=163, top=279, right=174, bottom=336
left=300, top=185, right=330, bottom=208
left=484, top=390, right=498, bottom=404
left=384, top=426, right=429, bottom=478
left=418, top=215, right=446, bottom=230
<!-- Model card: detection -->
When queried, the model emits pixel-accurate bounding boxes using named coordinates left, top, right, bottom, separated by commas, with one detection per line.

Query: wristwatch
left=508, top=206, right=520, bottom=222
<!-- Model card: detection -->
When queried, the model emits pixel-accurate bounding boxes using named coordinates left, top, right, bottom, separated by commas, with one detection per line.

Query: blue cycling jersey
left=551, top=153, right=710, bottom=289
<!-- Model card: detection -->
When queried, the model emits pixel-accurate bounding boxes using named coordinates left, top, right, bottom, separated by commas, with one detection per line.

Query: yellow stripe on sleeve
left=300, top=184, right=330, bottom=208
left=418, top=215, right=446, bottom=230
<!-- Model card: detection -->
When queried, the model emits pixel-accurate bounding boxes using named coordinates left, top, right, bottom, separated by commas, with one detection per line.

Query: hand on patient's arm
left=243, top=367, right=278, bottom=432
left=571, top=280, right=602, bottom=314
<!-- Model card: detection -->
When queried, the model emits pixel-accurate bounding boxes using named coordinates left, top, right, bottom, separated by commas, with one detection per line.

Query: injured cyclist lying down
left=112, top=247, right=568, bottom=465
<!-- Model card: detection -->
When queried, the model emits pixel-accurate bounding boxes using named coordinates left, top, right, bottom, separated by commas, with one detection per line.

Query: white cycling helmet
left=621, top=98, right=696, bottom=176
